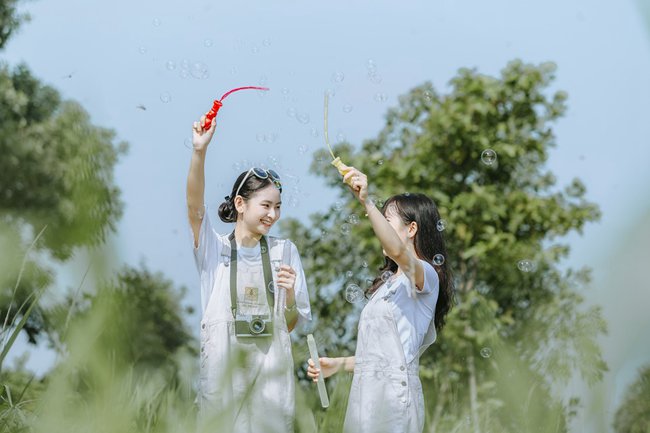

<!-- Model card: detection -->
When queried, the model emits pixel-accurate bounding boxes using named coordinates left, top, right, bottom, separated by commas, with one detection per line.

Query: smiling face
left=235, top=184, right=282, bottom=235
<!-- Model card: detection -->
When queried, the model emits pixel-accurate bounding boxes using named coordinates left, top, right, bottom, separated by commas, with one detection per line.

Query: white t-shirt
left=374, top=259, right=439, bottom=363
left=192, top=212, right=312, bottom=323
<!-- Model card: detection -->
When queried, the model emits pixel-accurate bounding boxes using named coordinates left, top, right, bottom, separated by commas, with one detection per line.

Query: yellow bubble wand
left=324, top=93, right=353, bottom=185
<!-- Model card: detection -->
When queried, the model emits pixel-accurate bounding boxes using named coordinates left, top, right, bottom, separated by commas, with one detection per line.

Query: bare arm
left=187, top=115, right=217, bottom=247
left=341, top=165, right=425, bottom=291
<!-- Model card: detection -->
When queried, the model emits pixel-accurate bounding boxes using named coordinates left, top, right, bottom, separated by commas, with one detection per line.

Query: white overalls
left=195, top=217, right=310, bottom=433
left=344, top=272, right=437, bottom=433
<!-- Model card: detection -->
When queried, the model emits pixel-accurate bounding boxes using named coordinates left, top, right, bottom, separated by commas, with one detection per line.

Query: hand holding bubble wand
left=202, top=86, right=270, bottom=129
left=307, top=334, right=330, bottom=408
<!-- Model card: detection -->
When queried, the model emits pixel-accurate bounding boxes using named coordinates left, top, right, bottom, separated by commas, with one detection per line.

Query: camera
left=234, top=314, right=273, bottom=338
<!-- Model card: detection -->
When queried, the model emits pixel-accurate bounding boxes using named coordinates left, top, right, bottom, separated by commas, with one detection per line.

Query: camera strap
left=228, top=231, right=274, bottom=318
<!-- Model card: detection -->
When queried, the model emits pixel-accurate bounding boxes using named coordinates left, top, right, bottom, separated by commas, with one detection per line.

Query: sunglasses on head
left=235, top=167, right=282, bottom=198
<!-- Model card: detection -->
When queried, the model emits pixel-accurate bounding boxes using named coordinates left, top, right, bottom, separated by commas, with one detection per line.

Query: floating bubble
left=267, top=281, right=275, bottom=293
left=433, top=254, right=445, bottom=265
left=160, top=92, right=172, bottom=103
left=223, top=256, right=230, bottom=267
left=296, top=113, right=310, bottom=124
left=166, top=60, right=176, bottom=71
left=334, top=201, right=344, bottom=211
left=343, top=104, right=353, bottom=113
left=251, top=45, right=260, bottom=54
left=331, top=72, right=345, bottom=83
left=348, top=214, right=360, bottom=225
left=138, top=46, right=147, bottom=55
left=336, top=132, right=346, bottom=143
left=380, top=271, right=393, bottom=282
left=183, top=138, right=192, bottom=149
left=423, top=91, right=433, bottom=101
left=480, top=347, right=492, bottom=358
left=346, top=271, right=354, bottom=278
left=362, top=261, right=368, bottom=268
left=517, top=259, right=535, bottom=272
left=374, top=92, right=387, bottom=102
left=481, top=149, right=497, bottom=166
left=436, top=219, right=447, bottom=232
left=190, top=62, right=209, bottom=79
left=179, top=69, right=190, bottom=79
left=281, top=87, right=290, bottom=95
left=377, top=159, right=384, bottom=166
left=365, top=278, right=373, bottom=287
left=310, top=128, right=319, bottom=138
left=260, top=245, right=267, bottom=254
left=204, top=38, right=213, bottom=47
left=340, top=223, right=351, bottom=235
left=152, top=18, right=161, bottom=27
left=367, top=72, right=383, bottom=84
left=325, top=88, right=336, bottom=98
left=298, top=144, right=308, bottom=155
left=286, top=107, right=297, bottom=118
left=262, top=38, right=271, bottom=47
left=345, top=284, right=363, bottom=303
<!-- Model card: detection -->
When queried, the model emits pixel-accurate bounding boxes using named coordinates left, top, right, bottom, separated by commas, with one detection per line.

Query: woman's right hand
left=307, top=357, right=342, bottom=382
left=192, top=114, right=217, bottom=151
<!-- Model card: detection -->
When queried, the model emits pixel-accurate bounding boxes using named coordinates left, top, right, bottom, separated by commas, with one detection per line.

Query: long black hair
left=367, top=193, right=453, bottom=332
left=217, top=170, right=279, bottom=223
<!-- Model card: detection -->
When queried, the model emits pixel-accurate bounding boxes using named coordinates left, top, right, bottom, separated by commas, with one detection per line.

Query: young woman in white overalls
left=308, top=164, right=453, bottom=433
left=187, top=115, right=311, bottom=432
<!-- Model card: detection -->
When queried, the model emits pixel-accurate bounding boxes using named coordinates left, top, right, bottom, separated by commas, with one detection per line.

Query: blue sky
left=3, top=0, right=650, bottom=430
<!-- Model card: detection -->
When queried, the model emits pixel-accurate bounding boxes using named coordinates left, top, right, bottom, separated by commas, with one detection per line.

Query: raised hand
left=192, top=114, right=217, bottom=152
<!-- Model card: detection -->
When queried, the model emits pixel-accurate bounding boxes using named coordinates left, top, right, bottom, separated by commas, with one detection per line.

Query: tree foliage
left=614, top=363, right=650, bottom=433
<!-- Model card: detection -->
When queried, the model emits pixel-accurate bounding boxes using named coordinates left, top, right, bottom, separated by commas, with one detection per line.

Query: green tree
left=614, top=364, right=650, bottom=433
left=1, top=0, right=125, bottom=346
left=282, top=60, right=606, bottom=432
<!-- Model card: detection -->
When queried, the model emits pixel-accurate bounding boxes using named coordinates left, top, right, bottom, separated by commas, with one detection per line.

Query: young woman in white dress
left=187, top=114, right=311, bottom=432
left=307, top=164, right=452, bottom=433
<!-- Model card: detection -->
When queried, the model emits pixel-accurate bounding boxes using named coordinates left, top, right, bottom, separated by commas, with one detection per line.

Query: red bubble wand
left=202, top=86, right=270, bottom=129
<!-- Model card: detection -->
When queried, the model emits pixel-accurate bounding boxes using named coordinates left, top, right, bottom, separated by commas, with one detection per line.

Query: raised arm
left=187, top=115, right=217, bottom=247
left=341, top=165, right=425, bottom=292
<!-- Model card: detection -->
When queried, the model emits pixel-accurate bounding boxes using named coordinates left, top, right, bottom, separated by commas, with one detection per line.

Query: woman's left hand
left=342, top=166, right=369, bottom=205
left=276, top=265, right=297, bottom=306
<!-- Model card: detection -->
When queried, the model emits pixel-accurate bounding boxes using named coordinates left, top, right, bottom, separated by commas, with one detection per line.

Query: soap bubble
left=436, top=219, right=447, bottom=232
left=204, top=38, right=213, bottom=47
left=480, top=347, right=492, bottom=358
left=152, top=18, right=161, bottom=27
left=346, top=271, right=354, bottom=279
left=160, top=92, right=172, bottom=103
left=340, top=223, right=351, bottom=235
left=433, top=254, right=445, bottom=265
left=348, top=214, right=360, bottom=225
left=165, top=60, right=176, bottom=71
left=374, top=93, right=387, bottom=102
left=343, top=104, right=353, bottom=113
left=331, top=72, right=345, bottom=83
left=296, top=112, right=310, bottom=124
left=380, top=271, right=393, bottom=282
left=345, top=284, right=363, bottom=303
left=362, top=261, right=368, bottom=268
left=517, top=259, right=535, bottom=272
left=481, top=149, right=497, bottom=166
